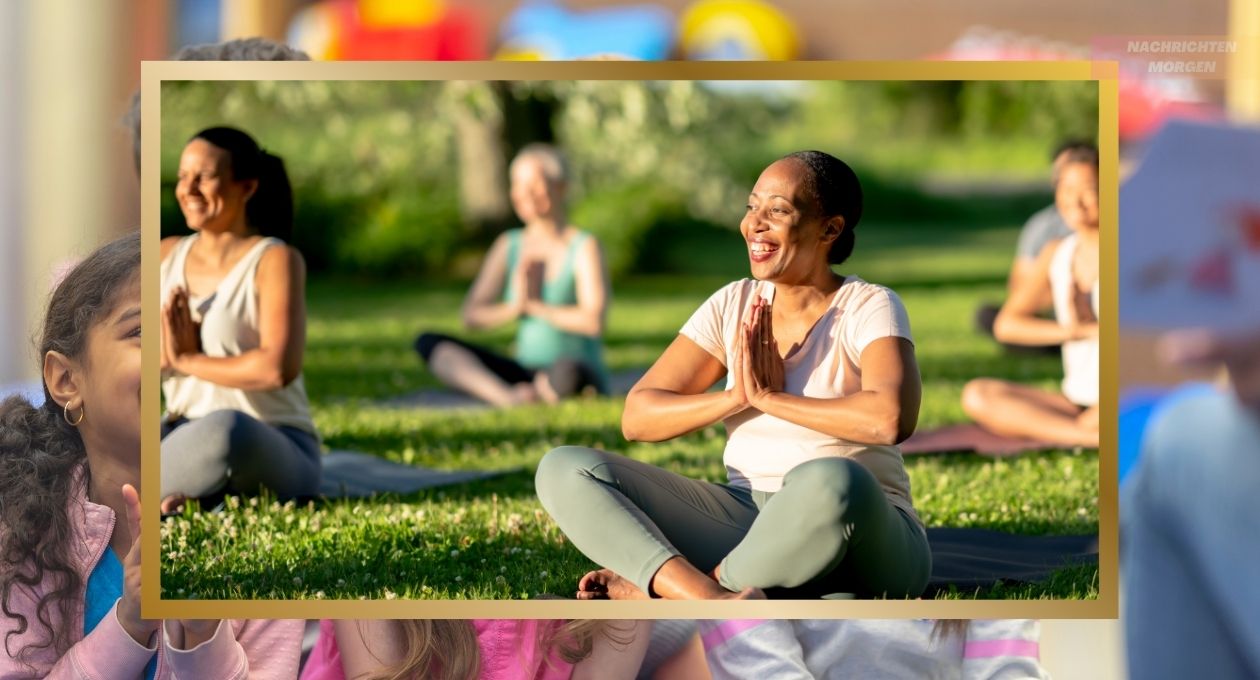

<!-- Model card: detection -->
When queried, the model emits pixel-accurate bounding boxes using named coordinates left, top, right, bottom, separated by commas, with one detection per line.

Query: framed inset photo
left=140, top=60, right=1118, bottom=619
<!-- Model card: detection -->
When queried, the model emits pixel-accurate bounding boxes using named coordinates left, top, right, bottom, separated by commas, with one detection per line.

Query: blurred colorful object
left=1119, top=383, right=1218, bottom=485
left=287, top=0, right=487, bottom=60
left=497, top=1, right=673, bottom=60
left=932, top=26, right=1223, bottom=141
left=677, top=0, right=800, bottom=60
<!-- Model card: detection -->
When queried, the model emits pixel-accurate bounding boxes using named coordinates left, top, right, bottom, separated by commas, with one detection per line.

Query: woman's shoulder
left=698, top=278, right=759, bottom=309
left=257, top=241, right=306, bottom=271
left=565, top=226, right=601, bottom=243
left=160, top=234, right=192, bottom=262
left=837, top=276, right=905, bottom=308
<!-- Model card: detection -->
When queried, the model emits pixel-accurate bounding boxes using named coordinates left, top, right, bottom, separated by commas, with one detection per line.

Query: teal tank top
left=504, top=229, right=610, bottom=393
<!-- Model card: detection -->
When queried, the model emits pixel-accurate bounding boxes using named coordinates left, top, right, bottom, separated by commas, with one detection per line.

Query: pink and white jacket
left=0, top=484, right=302, bottom=679
left=701, top=619, right=1051, bottom=680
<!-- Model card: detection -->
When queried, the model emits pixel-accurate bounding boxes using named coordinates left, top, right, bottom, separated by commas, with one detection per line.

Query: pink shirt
left=300, top=619, right=574, bottom=680
left=0, top=470, right=303, bottom=680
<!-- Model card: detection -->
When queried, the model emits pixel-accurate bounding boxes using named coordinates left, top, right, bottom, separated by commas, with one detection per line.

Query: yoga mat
left=925, top=527, right=1098, bottom=593
left=900, top=423, right=1064, bottom=457
left=318, top=450, right=515, bottom=498
left=379, top=369, right=648, bottom=409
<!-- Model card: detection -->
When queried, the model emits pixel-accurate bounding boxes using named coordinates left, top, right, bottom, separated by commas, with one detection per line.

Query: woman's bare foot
left=533, top=371, right=561, bottom=405
left=577, top=562, right=768, bottom=600
left=160, top=493, right=187, bottom=515
left=577, top=569, right=649, bottom=600
left=509, top=382, right=540, bottom=405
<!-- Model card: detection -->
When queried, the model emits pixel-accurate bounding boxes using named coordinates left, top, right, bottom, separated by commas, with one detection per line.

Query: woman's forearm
left=756, top=390, right=914, bottom=446
left=172, top=351, right=293, bottom=391
left=524, top=301, right=603, bottom=337
left=993, top=313, right=1077, bottom=346
left=462, top=301, right=519, bottom=330
left=623, top=388, right=743, bottom=442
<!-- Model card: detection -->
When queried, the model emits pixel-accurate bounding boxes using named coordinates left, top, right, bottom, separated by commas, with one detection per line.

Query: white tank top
left=160, top=234, right=318, bottom=436
left=1050, top=233, right=1099, bottom=407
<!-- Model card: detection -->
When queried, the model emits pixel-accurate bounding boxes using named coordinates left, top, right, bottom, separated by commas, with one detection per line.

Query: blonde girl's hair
left=360, top=619, right=628, bottom=680
left=931, top=619, right=969, bottom=642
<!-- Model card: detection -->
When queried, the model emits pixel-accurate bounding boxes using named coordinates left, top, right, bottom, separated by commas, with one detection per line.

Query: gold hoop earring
left=64, top=402, right=84, bottom=427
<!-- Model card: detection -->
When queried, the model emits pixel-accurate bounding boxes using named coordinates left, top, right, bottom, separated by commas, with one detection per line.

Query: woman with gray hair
left=415, top=143, right=612, bottom=405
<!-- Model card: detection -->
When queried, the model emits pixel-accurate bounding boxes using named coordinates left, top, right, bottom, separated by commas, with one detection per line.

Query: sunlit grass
left=161, top=221, right=1098, bottom=600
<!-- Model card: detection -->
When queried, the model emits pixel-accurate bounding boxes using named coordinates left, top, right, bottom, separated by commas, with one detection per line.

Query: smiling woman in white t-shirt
left=536, top=151, right=930, bottom=600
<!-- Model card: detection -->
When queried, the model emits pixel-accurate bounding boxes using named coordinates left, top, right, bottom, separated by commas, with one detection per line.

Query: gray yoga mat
left=379, top=369, right=648, bottom=409
left=318, top=449, right=516, bottom=498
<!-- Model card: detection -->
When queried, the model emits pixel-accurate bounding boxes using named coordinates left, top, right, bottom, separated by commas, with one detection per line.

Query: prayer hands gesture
left=160, top=287, right=201, bottom=372
left=730, top=296, right=784, bottom=411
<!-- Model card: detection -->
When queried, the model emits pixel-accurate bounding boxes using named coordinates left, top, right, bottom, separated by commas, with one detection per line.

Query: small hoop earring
left=64, top=402, right=84, bottom=427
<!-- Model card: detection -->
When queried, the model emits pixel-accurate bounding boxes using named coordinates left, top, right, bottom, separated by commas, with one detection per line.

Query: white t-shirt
left=679, top=277, right=920, bottom=527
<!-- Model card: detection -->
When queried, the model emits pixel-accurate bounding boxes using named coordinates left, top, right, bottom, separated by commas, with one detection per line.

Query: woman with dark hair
left=0, top=233, right=302, bottom=678
left=961, top=142, right=1099, bottom=448
left=159, top=126, right=320, bottom=512
left=536, top=151, right=930, bottom=600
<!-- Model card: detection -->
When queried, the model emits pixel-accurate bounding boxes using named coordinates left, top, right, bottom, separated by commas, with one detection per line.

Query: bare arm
left=570, top=621, right=651, bottom=680
left=160, top=235, right=182, bottom=261
left=170, top=245, right=306, bottom=391
left=994, top=239, right=1095, bottom=346
left=523, top=236, right=609, bottom=337
left=1006, top=254, right=1053, bottom=311
left=622, top=334, right=747, bottom=442
left=750, top=336, right=922, bottom=445
left=333, top=620, right=406, bottom=680
left=462, top=233, right=522, bottom=330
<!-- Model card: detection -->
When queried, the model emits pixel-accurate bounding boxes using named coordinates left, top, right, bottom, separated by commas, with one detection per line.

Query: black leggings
left=415, top=332, right=603, bottom=397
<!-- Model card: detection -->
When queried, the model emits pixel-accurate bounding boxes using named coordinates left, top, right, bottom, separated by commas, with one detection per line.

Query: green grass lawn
left=160, top=218, right=1099, bottom=600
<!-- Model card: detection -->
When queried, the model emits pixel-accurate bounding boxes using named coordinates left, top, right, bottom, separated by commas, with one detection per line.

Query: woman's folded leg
left=717, top=456, right=930, bottom=598
left=535, top=445, right=759, bottom=595
left=160, top=408, right=321, bottom=500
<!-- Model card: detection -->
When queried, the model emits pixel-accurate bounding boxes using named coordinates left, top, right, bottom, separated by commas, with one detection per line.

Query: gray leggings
left=535, top=446, right=930, bottom=598
left=161, top=409, right=322, bottom=501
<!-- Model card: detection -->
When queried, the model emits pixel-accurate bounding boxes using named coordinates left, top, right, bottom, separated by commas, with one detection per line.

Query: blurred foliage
left=161, top=80, right=1097, bottom=279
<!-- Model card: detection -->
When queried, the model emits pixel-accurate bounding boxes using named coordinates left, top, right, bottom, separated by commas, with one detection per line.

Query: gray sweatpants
left=161, top=409, right=322, bottom=501
left=535, top=446, right=930, bottom=598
